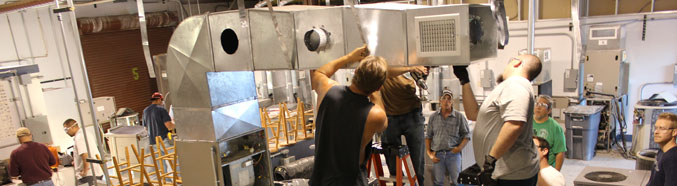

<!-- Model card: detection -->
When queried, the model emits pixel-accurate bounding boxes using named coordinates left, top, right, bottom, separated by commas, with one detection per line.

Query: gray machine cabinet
left=176, top=140, right=223, bottom=186
left=78, top=96, right=116, bottom=126
left=584, top=49, right=629, bottom=96
left=104, top=126, right=149, bottom=165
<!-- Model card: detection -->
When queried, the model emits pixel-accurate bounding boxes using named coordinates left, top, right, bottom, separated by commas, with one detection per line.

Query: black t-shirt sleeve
left=663, top=151, right=677, bottom=186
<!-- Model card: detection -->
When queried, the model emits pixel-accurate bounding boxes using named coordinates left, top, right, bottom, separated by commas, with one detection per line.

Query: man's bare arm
left=311, top=46, right=368, bottom=104
left=555, top=152, right=564, bottom=171
left=488, top=120, right=525, bottom=159
left=164, top=121, right=175, bottom=130
left=80, top=153, right=90, bottom=176
left=461, top=83, right=479, bottom=121
left=456, top=137, right=470, bottom=151
left=367, top=90, right=387, bottom=132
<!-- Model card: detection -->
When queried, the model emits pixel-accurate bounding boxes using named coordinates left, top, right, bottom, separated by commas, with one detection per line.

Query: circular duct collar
left=304, top=28, right=329, bottom=52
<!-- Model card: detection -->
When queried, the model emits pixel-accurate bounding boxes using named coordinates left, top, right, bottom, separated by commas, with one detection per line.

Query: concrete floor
left=375, top=149, right=638, bottom=186
left=560, top=150, right=637, bottom=186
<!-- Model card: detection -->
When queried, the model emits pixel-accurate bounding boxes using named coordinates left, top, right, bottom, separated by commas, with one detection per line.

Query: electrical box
left=564, top=68, right=578, bottom=92
left=24, top=115, right=51, bottom=144
left=584, top=50, right=629, bottom=97
left=480, top=69, right=493, bottom=89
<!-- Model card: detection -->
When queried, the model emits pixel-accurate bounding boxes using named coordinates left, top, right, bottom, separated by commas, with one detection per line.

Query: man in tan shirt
left=380, top=66, right=427, bottom=185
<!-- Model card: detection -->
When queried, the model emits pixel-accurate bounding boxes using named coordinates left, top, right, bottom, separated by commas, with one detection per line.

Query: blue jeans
left=26, top=180, right=53, bottom=186
left=382, top=107, right=425, bottom=186
left=433, top=151, right=462, bottom=186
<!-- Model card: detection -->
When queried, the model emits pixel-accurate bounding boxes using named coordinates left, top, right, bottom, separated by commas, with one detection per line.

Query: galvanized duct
left=274, top=156, right=314, bottom=181
left=77, top=11, right=178, bottom=35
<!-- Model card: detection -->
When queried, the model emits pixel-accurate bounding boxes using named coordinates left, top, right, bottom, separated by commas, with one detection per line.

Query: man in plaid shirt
left=426, top=90, right=470, bottom=186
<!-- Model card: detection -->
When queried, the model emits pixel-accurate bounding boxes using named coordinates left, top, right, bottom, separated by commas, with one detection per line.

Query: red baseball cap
left=151, top=92, right=164, bottom=100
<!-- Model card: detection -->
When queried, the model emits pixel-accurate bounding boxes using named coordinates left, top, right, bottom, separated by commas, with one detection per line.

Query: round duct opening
left=304, top=28, right=329, bottom=52
left=220, top=28, right=239, bottom=54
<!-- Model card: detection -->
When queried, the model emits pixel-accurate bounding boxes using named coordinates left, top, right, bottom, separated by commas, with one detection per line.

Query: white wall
left=0, top=0, right=224, bottom=155
left=467, top=19, right=577, bottom=98
left=464, top=13, right=677, bottom=134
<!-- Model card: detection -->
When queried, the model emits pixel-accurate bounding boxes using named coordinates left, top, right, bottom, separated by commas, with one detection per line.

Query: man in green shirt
left=532, top=95, right=567, bottom=170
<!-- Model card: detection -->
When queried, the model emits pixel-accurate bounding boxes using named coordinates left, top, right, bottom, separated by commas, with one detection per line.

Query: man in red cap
left=144, top=92, right=174, bottom=145
left=143, top=92, right=175, bottom=178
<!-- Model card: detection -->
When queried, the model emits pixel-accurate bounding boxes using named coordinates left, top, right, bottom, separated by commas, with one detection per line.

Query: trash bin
left=564, top=105, right=604, bottom=160
left=636, top=148, right=658, bottom=170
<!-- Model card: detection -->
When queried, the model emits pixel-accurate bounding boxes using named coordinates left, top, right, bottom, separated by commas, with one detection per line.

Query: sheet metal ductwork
left=166, top=4, right=499, bottom=185
left=166, top=14, right=272, bottom=186
left=344, top=3, right=497, bottom=67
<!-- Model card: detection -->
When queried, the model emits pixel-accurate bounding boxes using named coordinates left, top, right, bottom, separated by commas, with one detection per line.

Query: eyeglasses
left=655, top=126, right=675, bottom=132
left=535, top=102, right=549, bottom=108
left=64, top=124, right=76, bottom=132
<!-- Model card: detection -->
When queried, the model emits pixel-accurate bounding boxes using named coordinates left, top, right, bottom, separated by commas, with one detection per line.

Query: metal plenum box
left=343, top=3, right=496, bottom=67
left=249, top=6, right=346, bottom=70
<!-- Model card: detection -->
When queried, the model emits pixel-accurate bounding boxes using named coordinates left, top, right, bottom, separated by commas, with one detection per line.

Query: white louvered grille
left=418, top=19, right=456, bottom=53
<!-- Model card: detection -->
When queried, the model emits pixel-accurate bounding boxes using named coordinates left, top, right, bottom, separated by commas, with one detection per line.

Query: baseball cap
left=442, top=90, right=453, bottom=99
left=16, top=127, right=31, bottom=137
left=151, top=92, right=164, bottom=100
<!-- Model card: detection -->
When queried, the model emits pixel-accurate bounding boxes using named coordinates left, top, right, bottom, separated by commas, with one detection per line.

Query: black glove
left=479, top=155, right=498, bottom=186
left=453, top=66, right=470, bottom=85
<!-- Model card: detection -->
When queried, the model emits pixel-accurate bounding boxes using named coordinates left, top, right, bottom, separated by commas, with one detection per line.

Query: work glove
left=479, top=155, right=498, bottom=186
left=453, top=66, right=470, bottom=85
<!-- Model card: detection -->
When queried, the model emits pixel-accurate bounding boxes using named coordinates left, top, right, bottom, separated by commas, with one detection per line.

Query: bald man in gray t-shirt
left=455, top=55, right=542, bottom=186
left=473, top=76, right=539, bottom=180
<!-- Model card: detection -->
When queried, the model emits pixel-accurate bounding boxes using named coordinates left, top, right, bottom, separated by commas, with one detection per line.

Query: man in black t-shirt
left=142, top=92, right=176, bottom=178
left=143, top=92, right=175, bottom=145
left=647, top=112, right=677, bottom=186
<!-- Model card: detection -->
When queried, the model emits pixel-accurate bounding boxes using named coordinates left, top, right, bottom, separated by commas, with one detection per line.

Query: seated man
left=309, top=46, right=389, bottom=186
left=533, top=137, right=564, bottom=186
left=532, top=95, right=566, bottom=170
left=646, top=112, right=677, bottom=186
left=426, top=90, right=470, bottom=186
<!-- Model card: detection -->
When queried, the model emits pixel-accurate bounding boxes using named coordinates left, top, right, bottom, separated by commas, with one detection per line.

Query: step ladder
left=367, top=145, right=418, bottom=186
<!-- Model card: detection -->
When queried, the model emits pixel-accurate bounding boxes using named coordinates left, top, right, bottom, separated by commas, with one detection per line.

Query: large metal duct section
left=166, top=13, right=272, bottom=186
left=343, top=3, right=497, bottom=66
left=166, top=4, right=500, bottom=185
